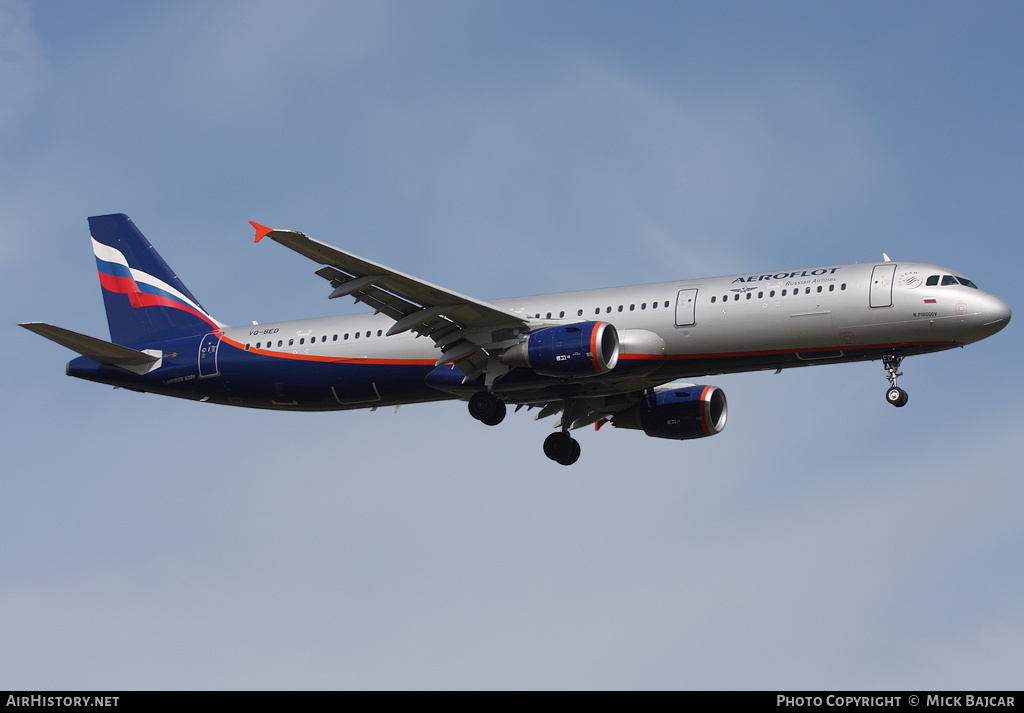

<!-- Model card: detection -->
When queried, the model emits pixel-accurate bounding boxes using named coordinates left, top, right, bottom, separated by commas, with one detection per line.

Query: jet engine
left=501, top=321, right=619, bottom=377
left=612, top=384, right=727, bottom=440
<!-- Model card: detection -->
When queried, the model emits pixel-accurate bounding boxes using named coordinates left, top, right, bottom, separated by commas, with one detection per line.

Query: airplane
left=21, top=214, right=1011, bottom=465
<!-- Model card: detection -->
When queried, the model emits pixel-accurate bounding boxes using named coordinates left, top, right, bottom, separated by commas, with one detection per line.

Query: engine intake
left=501, top=321, right=619, bottom=377
left=612, top=385, right=727, bottom=440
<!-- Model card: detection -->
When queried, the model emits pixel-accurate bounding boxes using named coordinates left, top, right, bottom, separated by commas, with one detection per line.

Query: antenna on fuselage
left=883, top=253, right=891, bottom=262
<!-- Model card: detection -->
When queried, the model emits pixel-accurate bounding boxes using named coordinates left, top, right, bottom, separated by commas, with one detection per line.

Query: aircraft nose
left=981, top=294, right=1011, bottom=333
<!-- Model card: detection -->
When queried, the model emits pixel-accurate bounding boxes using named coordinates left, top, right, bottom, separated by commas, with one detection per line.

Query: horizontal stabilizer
left=20, top=322, right=161, bottom=367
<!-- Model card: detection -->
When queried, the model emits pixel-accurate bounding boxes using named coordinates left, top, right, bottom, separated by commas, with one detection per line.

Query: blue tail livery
left=21, top=214, right=1010, bottom=465
left=89, top=213, right=222, bottom=346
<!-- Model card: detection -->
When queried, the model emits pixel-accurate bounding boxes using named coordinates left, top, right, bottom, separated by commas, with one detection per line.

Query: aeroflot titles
left=732, top=267, right=843, bottom=283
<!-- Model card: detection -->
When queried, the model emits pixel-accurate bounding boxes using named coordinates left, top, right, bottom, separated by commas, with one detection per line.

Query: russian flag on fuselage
left=89, top=214, right=221, bottom=346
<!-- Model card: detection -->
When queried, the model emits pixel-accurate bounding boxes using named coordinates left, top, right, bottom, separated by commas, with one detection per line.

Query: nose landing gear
left=886, top=386, right=909, bottom=407
left=883, top=353, right=909, bottom=407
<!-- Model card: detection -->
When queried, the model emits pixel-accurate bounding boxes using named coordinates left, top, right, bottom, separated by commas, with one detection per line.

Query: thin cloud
left=0, top=0, right=42, bottom=133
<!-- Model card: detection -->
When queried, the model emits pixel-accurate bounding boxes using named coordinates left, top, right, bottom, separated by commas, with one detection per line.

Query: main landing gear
left=883, top=353, right=909, bottom=408
left=543, top=431, right=581, bottom=466
left=468, top=391, right=582, bottom=465
left=468, top=391, right=506, bottom=426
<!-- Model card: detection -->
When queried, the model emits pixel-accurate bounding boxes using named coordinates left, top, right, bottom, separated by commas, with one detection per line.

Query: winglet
left=250, top=221, right=273, bottom=243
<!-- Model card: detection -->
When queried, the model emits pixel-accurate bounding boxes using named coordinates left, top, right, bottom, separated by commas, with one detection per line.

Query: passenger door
left=869, top=264, right=897, bottom=308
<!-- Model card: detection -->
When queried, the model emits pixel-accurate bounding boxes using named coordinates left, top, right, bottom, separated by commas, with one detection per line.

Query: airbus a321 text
left=22, top=214, right=1011, bottom=465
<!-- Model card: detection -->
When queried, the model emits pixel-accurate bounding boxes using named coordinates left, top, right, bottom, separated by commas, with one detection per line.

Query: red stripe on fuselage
left=220, top=337, right=960, bottom=371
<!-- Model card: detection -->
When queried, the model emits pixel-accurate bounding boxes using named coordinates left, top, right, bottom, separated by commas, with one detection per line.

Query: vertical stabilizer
left=88, top=214, right=222, bottom=346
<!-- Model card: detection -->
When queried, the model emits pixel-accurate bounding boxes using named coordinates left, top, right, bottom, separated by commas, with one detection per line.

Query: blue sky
left=2, top=0, right=1022, bottom=689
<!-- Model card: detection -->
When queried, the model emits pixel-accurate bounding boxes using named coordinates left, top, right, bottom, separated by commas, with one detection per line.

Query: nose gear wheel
left=883, top=353, right=909, bottom=407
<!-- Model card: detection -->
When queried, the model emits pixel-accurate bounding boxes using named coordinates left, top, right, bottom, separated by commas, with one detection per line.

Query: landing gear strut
left=468, top=391, right=506, bottom=425
left=883, top=353, right=909, bottom=407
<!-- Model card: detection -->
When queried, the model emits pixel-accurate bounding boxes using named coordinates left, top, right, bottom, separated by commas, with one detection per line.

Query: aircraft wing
left=251, top=222, right=529, bottom=378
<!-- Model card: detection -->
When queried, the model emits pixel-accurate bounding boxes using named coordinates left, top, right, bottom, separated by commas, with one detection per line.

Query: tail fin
left=89, top=214, right=223, bottom=346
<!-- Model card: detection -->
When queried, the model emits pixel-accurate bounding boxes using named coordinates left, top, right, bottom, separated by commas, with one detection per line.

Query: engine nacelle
left=612, top=385, right=728, bottom=440
left=501, top=321, right=619, bottom=377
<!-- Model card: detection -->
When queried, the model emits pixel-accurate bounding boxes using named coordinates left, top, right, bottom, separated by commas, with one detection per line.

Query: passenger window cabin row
left=710, top=283, right=847, bottom=304
left=246, top=299, right=684, bottom=351
left=533, top=300, right=672, bottom=320
left=247, top=329, right=384, bottom=351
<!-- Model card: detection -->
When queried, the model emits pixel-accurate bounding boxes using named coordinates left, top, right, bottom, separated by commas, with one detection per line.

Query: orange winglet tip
left=595, top=418, right=609, bottom=431
left=250, top=221, right=273, bottom=243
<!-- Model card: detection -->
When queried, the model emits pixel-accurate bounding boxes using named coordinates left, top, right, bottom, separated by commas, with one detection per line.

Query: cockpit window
left=926, top=274, right=978, bottom=288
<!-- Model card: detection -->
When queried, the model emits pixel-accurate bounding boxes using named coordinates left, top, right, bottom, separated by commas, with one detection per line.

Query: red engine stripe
left=591, top=322, right=606, bottom=373
left=700, top=385, right=713, bottom=436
